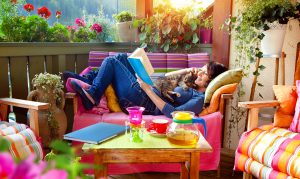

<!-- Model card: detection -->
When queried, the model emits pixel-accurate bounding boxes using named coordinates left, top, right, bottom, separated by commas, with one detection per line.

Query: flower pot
left=261, top=22, right=287, bottom=55
left=116, top=21, right=138, bottom=42
left=27, top=88, right=67, bottom=148
left=200, top=28, right=212, bottom=44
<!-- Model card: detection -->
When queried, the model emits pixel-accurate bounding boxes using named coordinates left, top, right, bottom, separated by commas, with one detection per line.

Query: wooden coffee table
left=82, top=132, right=212, bottom=179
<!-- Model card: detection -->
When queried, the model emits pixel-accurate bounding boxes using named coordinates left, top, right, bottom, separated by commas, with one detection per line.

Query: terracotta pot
left=116, top=21, right=139, bottom=42
left=27, top=87, right=67, bottom=147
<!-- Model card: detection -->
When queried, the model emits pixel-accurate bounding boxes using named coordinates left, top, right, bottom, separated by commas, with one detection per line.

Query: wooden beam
left=136, top=0, right=153, bottom=19
left=0, top=98, right=49, bottom=110
left=212, top=0, right=232, bottom=67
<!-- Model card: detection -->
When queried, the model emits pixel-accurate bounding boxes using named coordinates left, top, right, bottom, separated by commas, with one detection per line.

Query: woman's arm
left=165, top=67, right=199, bottom=77
left=136, top=77, right=166, bottom=111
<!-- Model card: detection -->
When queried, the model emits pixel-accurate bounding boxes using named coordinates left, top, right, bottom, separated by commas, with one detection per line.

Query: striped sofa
left=70, top=51, right=226, bottom=174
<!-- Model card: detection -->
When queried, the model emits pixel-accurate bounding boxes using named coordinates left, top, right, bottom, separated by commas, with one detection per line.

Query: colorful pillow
left=199, top=83, right=238, bottom=116
left=289, top=80, right=300, bottom=132
left=273, top=85, right=297, bottom=128
left=104, top=85, right=122, bottom=112
left=204, top=68, right=243, bottom=103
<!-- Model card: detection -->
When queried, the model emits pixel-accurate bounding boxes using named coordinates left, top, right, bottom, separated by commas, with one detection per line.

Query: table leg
left=94, top=151, right=108, bottom=179
left=180, top=162, right=189, bottom=179
left=190, top=151, right=200, bottom=179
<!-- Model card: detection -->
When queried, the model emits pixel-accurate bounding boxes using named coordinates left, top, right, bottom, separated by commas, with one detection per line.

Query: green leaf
left=0, top=137, right=10, bottom=152
left=184, top=44, right=191, bottom=50
left=162, top=25, right=172, bottom=35
left=49, top=140, right=73, bottom=155
left=140, top=43, right=147, bottom=49
left=163, top=43, right=170, bottom=52
left=253, top=70, right=260, bottom=76
left=190, top=21, right=197, bottom=31
left=257, top=82, right=264, bottom=87
left=139, top=32, right=147, bottom=41
left=259, top=93, right=264, bottom=99
left=258, top=65, right=266, bottom=70
left=255, top=51, right=263, bottom=58
left=192, top=33, right=199, bottom=44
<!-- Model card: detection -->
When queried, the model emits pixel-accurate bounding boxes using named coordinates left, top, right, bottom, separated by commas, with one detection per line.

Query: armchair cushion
left=0, top=121, right=43, bottom=161
left=273, top=85, right=297, bottom=128
left=289, top=80, right=300, bottom=132
left=204, top=68, right=243, bottom=103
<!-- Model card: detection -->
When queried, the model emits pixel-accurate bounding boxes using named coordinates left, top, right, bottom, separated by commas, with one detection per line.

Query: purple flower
left=0, top=153, right=16, bottom=178
left=75, top=18, right=86, bottom=27
left=90, top=23, right=103, bottom=33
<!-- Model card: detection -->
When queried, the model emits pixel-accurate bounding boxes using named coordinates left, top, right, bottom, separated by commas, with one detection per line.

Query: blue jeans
left=86, top=53, right=159, bottom=115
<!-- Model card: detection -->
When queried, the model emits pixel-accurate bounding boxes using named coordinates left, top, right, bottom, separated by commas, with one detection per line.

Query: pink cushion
left=289, top=80, right=300, bottom=132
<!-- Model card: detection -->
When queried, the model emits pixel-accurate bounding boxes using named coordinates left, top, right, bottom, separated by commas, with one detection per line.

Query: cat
left=154, top=72, right=198, bottom=103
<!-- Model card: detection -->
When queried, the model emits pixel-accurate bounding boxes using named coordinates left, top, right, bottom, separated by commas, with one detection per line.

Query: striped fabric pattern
left=235, top=125, right=300, bottom=179
left=88, top=51, right=210, bottom=80
left=0, top=121, right=43, bottom=161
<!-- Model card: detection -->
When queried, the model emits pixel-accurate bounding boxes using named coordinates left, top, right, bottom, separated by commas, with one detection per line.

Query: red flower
left=10, top=0, right=17, bottom=4
left=56, top=11, right=61, bottom=19
left=178, top=36, right=184, bottom=41
left=90, top=23, right=103, bottom=33
left=24, top=4, right=34, bottom=12
left=37, top=6, right=51, bottom=19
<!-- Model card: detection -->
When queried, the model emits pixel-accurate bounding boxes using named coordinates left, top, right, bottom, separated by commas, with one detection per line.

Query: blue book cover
left=128, top=57, right=154, bottom=85
left=64, top=123, right=128, bottom=144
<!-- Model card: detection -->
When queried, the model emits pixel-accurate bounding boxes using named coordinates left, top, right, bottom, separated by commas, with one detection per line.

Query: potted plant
left=113, top=11, right=138, bottom=42
left=136, top=2, right=203, bottom=52
left=199, top=15, right=213, bottom=44
left=226, top=0, right=299, bottom=69
left=27, top=73, right=67, bottom=147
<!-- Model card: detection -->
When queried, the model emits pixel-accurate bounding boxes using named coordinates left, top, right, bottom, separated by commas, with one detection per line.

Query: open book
left=128, top=48, right=154, bottom=85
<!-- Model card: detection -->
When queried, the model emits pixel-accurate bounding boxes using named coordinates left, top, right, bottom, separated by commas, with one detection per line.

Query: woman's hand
left=188, top=67, right=199, bottom=75
left=136, top=75, right=152, bottom=92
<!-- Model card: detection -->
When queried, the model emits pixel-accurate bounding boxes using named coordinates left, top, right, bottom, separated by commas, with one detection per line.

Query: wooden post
left=28, top=109, right=40, bottom=136
left=190, top=152, right=200, bottom=179
left=281, top=52, right=286, bottom=85
left=249, top=58, right=261, bottom=101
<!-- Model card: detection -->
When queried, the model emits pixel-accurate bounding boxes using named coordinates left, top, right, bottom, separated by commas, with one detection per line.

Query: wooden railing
left=0, top=42, right=212, bottom=131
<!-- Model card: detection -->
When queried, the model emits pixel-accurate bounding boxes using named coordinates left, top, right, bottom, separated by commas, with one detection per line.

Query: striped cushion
left=0, top=121, right=43, bottom=161
left=88, top=51, right=210, bottom=74
left=235, top=125, right=300, bottom=178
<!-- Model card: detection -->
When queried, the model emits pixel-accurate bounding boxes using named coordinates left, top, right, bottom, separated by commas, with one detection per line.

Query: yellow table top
left=82, top=132, right=212, bottom=152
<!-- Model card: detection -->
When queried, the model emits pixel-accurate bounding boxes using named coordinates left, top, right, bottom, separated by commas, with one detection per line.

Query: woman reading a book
left=64, top=53, right=227, bottom=118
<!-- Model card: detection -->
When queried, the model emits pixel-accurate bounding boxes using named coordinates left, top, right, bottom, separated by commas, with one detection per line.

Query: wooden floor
left=108, top=148, right=243, bottom=179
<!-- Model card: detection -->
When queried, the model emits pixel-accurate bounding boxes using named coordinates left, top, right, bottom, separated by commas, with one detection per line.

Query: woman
left=64, top=53, right=227, bottom=118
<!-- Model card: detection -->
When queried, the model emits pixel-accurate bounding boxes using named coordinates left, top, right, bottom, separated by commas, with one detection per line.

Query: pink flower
left=10, top=155, right=46, bottom=179
left=40, top=169, right=68, bottom=179
left=0, top=153, right=16, bottom=178
left=75, top=18, right=86, bottom=27
left=67, top=25, right=78, bottom=31
left=56, top=11, right=61, bottom=19
left=90, top=23, right=103, bottom=33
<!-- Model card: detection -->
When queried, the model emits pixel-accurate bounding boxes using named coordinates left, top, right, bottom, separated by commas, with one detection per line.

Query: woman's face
left=194, top=65, right=209, bottom=90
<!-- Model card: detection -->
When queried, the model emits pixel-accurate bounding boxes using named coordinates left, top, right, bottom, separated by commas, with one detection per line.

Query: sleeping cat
left=154, top=72, right=198, bottom=103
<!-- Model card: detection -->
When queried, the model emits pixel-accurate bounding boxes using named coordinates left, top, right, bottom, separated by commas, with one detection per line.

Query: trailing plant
left=32, top=73, right=64, bottom=139
left=22, top=15, right=49, bottom=42
left=225, top=0, right=299, bottom=87
left=136, top=1, right=203, bottom=52
left=113, top=11, right=134, bottom=23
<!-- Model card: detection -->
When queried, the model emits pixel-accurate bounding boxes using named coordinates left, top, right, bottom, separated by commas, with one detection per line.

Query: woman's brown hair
left=205, top=61, right=228, bottom=87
